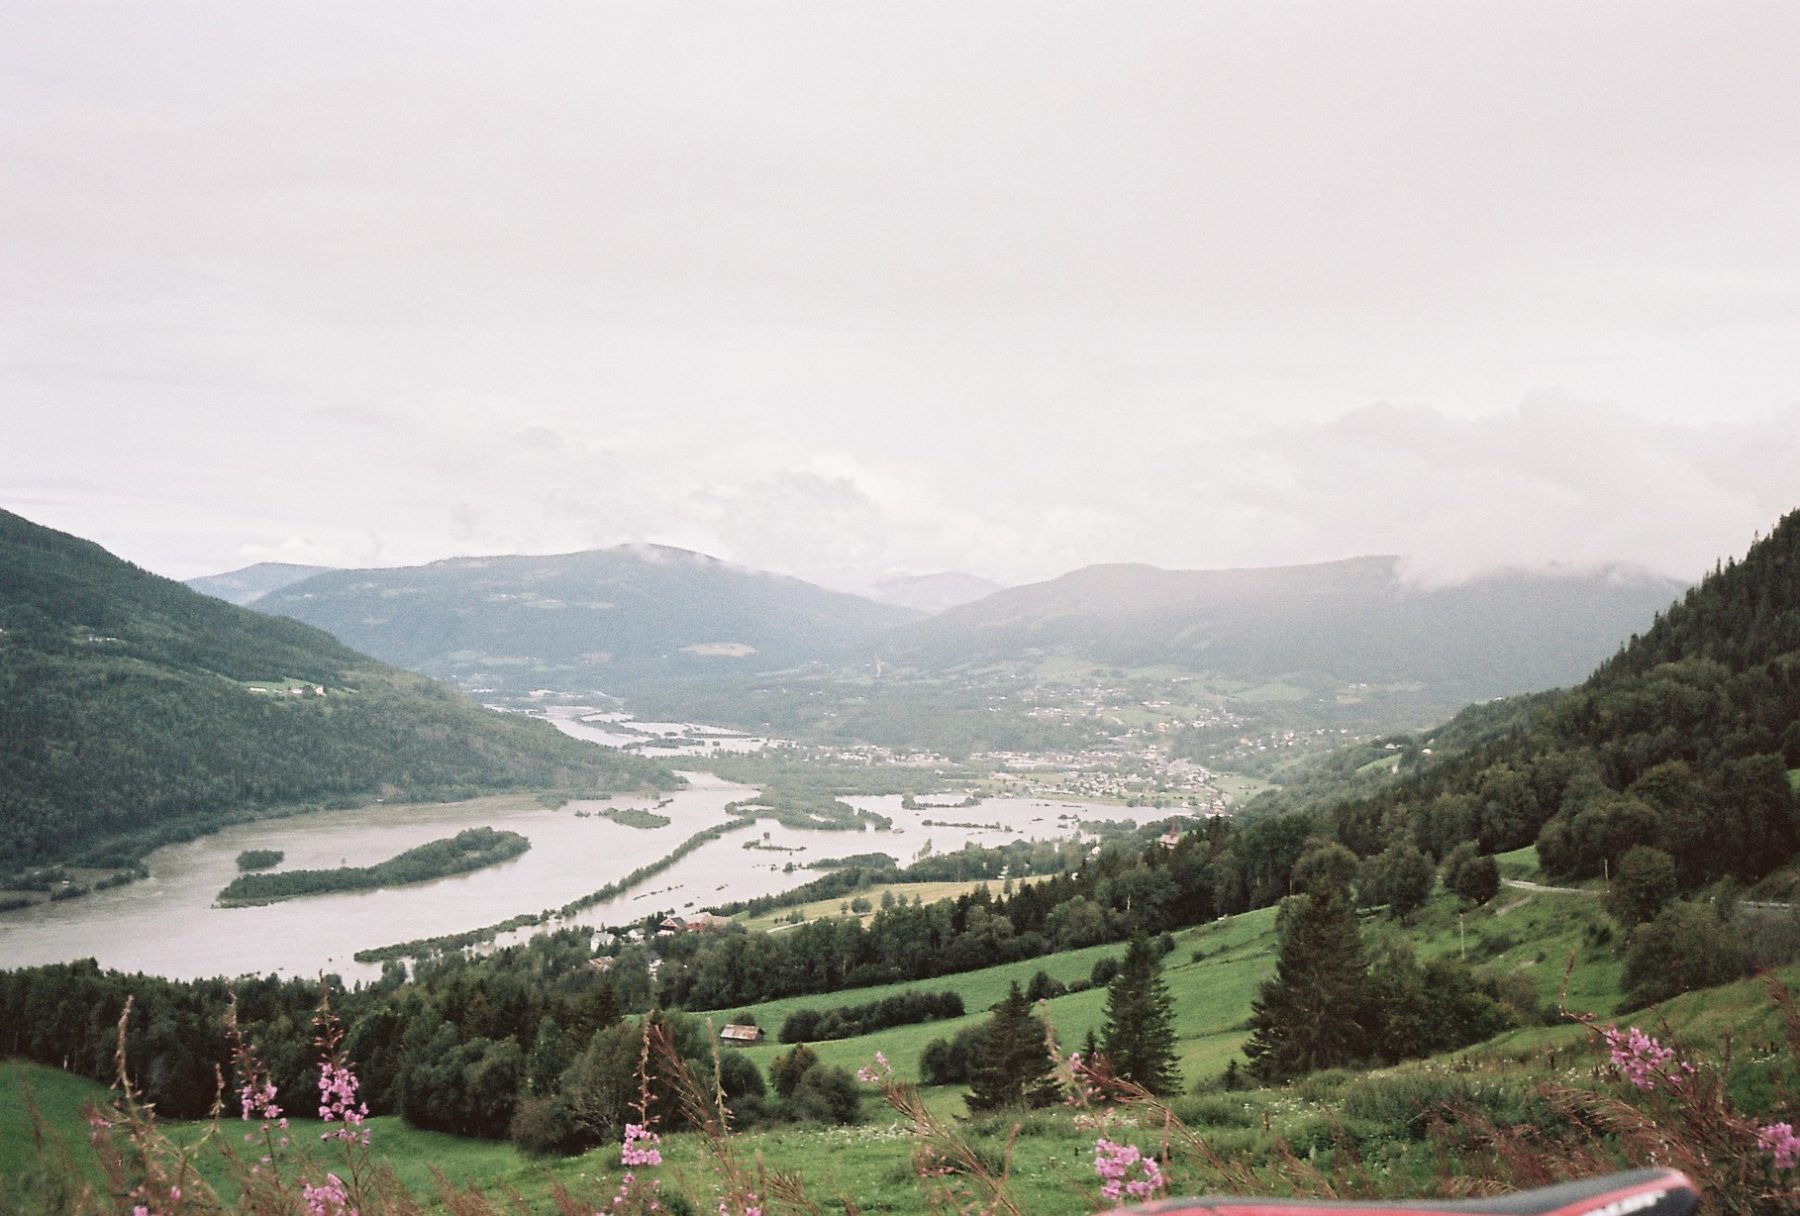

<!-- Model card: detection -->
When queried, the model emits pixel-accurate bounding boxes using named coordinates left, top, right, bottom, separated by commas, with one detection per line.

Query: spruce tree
left=1099, top=935, right=1180, bottom=1095
left=1243, top=884, right=1375, bottom=1081
left=965, top=982, right=1058, bottom=1112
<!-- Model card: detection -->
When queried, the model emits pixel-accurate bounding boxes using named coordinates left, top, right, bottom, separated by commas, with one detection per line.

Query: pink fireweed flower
left=1600, top=1025, right=1686, bottom=1091
left=228, top=998, right=284, bottom=1130
left=302, top=1172, right=356, bottom=1216
left=1062, top=1049, right=1105, bottom=1107
left=1760, top=1121, right=1800, bottom=1170
left=857, top=1051, right=894, bottom=1084
left=128, top=1184, right=173, bottom=1216
left=621, top=1122, right=663, bottom=1167
left=317, top=1061, right=370, bottom=1144
left=603, top=1168, right=663, bottom=1215
left=312, top=983, right=370, bottom=1145
left=240, top=1077, right=282, bottom=1124
left=1093, top=1138, right=1165, bottom=1204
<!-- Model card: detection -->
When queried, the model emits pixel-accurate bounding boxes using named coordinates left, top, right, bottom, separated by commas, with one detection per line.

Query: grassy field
left=720, top=876, right=1625, bottom=1089
left=737, top=878, right=1052, bottom=934
left=1213, top=773, right=1274, bottom=803
left=6, top=881, right=1796, bottom=1215
left=0, top=1063, right=563, bottom=1208
left=699, top=935, right=1142, bottom=1076
left=0, top=1064, right=107, bottom=1188
left=1493, top=843, right=1545, bottom=882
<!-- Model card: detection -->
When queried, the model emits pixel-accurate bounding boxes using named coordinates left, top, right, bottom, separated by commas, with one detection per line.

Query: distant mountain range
left=886, top=556, right=1688, bottom=701
left=248, top=545, right=922, bottom=697
left=868, top=572, right=1005, bottom=614
left=185, top=561, right=333, bottom=605
left=0, top=511, right=673, bottom=869
left=218, top=545, right=1686, bottom=710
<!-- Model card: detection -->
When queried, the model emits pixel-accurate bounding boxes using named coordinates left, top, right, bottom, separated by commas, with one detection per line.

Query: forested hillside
left=886, top=555, right=1685, bottom=701
left=253, top=545, right=922, bottom=698
left=1309, top=511, right=1800, bottom=891
left=0, top=511, right=675, bottom=869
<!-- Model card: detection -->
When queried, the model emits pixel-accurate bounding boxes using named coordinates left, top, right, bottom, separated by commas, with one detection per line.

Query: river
left=0, top=713, right=1183, bottom=983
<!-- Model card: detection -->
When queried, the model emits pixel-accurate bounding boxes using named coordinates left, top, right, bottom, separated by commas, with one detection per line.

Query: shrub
left=919, top=1022, right=989, bottom=1085
left=509, top=1094, right=584, bottom=1156
left=1620, top=900, right=1750, bottom=1009
left=779, top=989, right=964, bottom=1043
left=1471, top=927, right=1518, bottom=960
left=1442, top=842, right=1500, bottom=906
left=769, top=1045, right=820, bottom=1098
left=1608, top=845, right=1678, bottom=925
left=785, top=1064, right=861, bottom=1124
left=1175, top=1092, right=1255, bottom=1127
left=1342, top=1072, right=1488, bottom=1142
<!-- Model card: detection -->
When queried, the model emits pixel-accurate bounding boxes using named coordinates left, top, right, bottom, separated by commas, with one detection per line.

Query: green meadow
left=8, top=874, right=1792, bottom=1214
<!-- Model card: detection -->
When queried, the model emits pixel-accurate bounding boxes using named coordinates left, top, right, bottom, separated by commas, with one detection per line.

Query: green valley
left=8, top=511, right=1800, bottom=1214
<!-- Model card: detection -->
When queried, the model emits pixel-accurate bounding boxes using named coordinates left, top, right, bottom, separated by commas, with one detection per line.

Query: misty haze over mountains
left=240, top=545, right=922, bottom=696
left=868, top=572, right=1006, bottom=615
left=197, top=544, right=1687, bottom=708
left=192, top=561, right=1009, bottom=617
left=885, top=556, right=1686, bottom=698
left=184, top=562, right=335, bottom=606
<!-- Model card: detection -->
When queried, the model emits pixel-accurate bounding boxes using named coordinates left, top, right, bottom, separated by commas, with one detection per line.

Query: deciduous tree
left=1441, top=842, right=1500, bottom=906
left=1608, top=845, right=1678, bottom=926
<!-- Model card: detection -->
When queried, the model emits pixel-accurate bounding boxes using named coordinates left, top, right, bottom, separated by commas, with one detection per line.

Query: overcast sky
left=4, top=2, right=1797, bottom=594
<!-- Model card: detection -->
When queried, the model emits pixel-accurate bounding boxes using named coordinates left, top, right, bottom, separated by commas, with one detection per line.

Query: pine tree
left=1099, top=935, right=1180, bottom=1095
left=965, top=982, right=1058, bottom=1112
left=1243, top=885, right=1375, bottom=1081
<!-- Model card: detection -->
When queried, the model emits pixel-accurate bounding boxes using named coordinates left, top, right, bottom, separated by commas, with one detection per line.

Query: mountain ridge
left=0, top=510, right=676, bottom=869
left=888, top=554, right=1687, bottom=701
left=185, top=561, right=334, bottom=605
left=253, top=543, right=923, bottom=698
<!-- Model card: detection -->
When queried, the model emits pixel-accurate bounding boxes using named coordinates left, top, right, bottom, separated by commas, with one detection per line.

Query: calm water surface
left=0, top=775, right=746, bottom=982
left=0, top=714, right=1183, bottom=982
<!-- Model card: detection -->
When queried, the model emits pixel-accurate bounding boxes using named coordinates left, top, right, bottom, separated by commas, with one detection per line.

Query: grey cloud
left=1178, top=401, right=1800, bottom=584
left=3, top=3, right=1795, bottom=588
left=514, top=426, right=563, bottom=452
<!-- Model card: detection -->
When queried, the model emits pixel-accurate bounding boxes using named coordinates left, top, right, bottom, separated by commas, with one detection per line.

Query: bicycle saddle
left=1119, top=1168, right=1697, bottom=1216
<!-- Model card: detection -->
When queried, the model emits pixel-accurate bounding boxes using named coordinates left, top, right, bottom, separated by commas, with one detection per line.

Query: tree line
left=652, top=825, right=1230, bottom=1012
left=777, top=990, right=964, bottom=1043
left=215, top=827, right=530, bottom=905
